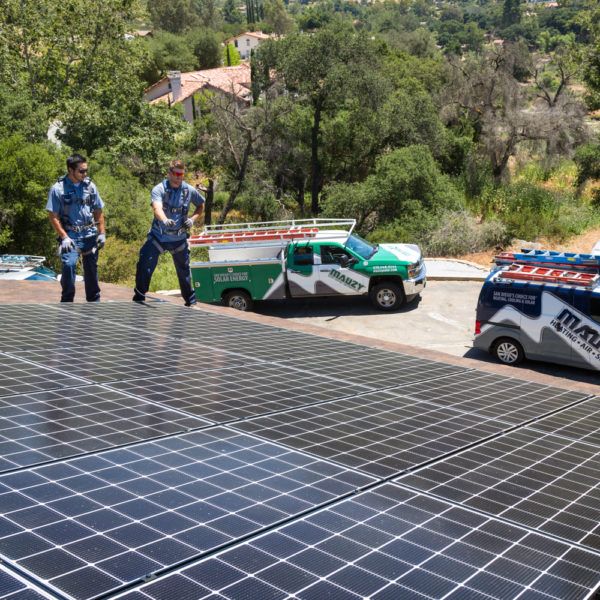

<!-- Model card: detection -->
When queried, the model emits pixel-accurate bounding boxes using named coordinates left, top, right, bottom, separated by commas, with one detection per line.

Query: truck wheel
left=223, top=290, right=253, bottom=311
left=370, top=282, right=405, bottom=311
left=492, top=338, right=524, bottom=365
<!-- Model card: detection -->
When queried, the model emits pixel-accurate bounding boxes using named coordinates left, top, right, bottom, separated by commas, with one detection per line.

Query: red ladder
left=498, top=263, right=599, bottom=287
left=189, top=227, right=319, bottom=246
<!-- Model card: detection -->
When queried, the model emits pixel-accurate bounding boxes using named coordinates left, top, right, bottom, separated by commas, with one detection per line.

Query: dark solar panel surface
left=400, top=427, right=600, bottom=551
left=0, top=385, right=208, bottom=473
left=232, top=390, right=511, bottom=477
left=0, top=354, right=88, bottom=397
left=118, top=483, right=600, bottom=600
left=107, top=364, right=371, bottom=422
left=0, top=302, right=598, bottom=600
left=0, top=427, right=372, bottom=599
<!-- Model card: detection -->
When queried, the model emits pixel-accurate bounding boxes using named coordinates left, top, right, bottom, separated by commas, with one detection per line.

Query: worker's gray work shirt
left=150, top=180, right=204, bottom=243
left=46, top=177, right=104, bottom=239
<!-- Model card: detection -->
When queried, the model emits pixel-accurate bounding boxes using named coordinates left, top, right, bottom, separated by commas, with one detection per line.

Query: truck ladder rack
left=190, top=219, right=356, bottom=247
left=498, top=263, right=599, bottom=288
left=495, top=250, right=600, bottom=269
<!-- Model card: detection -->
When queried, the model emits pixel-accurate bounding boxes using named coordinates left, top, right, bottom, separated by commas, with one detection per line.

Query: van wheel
left=492, top=338, right=524, bottom=365
left=370, top=282, right=405, bottom=311
left=223, top=290, right=253, bottom=311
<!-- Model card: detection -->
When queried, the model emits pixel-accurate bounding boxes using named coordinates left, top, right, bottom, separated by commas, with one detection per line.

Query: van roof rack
left=495, top=249, right=600, bottom=269
left=190, top=219, right=356, bottom=247
left=497, top=263, right=599, bottom=288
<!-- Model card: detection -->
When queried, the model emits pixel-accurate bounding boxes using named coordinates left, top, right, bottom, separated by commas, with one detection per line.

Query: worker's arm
left=48, top=211, right=68, bottom=240
left=93, top=209, right=105, bottom=234
left=152, top=202, right=169, bottom=223
left=188, top=202, right=204, bottom=225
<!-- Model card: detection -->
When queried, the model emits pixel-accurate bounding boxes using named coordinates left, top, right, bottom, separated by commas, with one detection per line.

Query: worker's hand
left=182, top=218, right=194, bottom=230
left=59, top=236, right=75, bottom=254
left=96, top=233, right=106, bottom=249
left=162, top=218, right=176, bottom=228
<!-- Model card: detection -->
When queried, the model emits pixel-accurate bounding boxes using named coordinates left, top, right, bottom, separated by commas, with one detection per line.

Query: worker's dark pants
left=133, top=235, right=196, bottom=306
left=60, top=236, right=100, bottom=303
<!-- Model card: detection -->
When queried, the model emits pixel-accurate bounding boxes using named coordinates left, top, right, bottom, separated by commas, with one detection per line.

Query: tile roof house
left=225, top=31, right=274, bottom=59
left=144, top=64, right=253, bottom=122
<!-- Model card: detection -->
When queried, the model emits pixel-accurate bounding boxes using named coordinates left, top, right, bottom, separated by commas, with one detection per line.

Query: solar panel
left=526, top=395, right=600, bottom=445
left=399, top=427, right=600, bottom=551
left=279, top=350, right=469, bottom=388
left=0, top=385, right=208, bottom=473
left=0, top=354, right=89, bottom=397
left=0, top=564, right=54, bottom=599
left=8, top=341, right=255, bottom=384
left=0, top=427, right=373, bottom=599
left=232, top=389, right=510, bottom=477
left=106, top=364, right=371, bottom=423
left=117, top=483, right=600, bottom=600
left=393, top=371, right=590, bottom=425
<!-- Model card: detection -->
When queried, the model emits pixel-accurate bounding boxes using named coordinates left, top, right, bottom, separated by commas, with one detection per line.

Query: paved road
left=255, top=280, right=600, bottom=390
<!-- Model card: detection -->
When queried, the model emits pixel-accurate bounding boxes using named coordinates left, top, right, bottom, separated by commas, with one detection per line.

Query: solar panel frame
left=0, top=427, right=374, bottom=600
left=0, top=564, right=57, bottom=599
left=0, top=385, right=209, bottom=473
left=114, top=483, right=600, bottom=600
left=399, top=427, right=600, bottom=552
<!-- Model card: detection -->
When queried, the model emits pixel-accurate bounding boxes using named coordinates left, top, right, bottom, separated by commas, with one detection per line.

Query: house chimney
left=168, top=71, right=182, bottom=102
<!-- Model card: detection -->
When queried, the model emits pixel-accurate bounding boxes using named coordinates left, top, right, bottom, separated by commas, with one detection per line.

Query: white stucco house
left=225, top=31, right=274, bottom=60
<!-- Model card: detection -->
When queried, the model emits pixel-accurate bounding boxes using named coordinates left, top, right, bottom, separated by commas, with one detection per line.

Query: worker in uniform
left=132, top=159, right=205, bottom=306
left=46, top=154, right=106, bottom=302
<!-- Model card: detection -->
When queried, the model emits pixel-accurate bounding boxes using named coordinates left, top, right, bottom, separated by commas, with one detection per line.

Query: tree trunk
left=310, top=104, right=322, bottom=215
left=218, top=132, right=253, bottom=224
left=297, top=176, right=305, bottom=216
left=204, top=179, right=214, bottom=225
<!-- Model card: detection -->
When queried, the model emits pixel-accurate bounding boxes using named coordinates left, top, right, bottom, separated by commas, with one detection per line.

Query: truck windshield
left=345, top=234, right=377, bottom=259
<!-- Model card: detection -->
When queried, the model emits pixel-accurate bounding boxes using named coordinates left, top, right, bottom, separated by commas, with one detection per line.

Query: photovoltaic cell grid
left=0, top=385, right=208, bottom=473
left=0, top=354, right=88, bottom=397
left=232, top=389, right=512, bottom=478
left=107, top=364, right=372, bottom=423
left=0, top=427, right=373, bottom=600
left=117, top=483, right=600, bottom=600
left=399, top=426, right=600, bottom=552
left=393, top=370, right=588, bottom=426
left=0, top=565, right=53, bottom=600
left=7, top=341, right=254, bottom=384
left=281, top=350, right=468, bottom=389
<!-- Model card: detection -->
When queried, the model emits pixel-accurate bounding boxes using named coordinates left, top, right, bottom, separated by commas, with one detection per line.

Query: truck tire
left=370, top=282, right=405, bottom=311
left=223, top=290, right=253, bottom=311
left=491, top=338, right=524, bottom=365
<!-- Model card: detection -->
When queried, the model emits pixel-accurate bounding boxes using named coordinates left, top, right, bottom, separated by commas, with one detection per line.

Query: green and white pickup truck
left=189, top=219, right=426, bottom=311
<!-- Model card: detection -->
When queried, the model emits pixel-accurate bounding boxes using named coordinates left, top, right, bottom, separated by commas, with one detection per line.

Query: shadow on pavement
left=254, top=295, right=422, bottom=319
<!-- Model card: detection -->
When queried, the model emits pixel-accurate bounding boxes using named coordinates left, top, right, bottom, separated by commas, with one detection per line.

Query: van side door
left=568, top=290, right=600, bottom=370
left=316, top=243, right=370, bottom=296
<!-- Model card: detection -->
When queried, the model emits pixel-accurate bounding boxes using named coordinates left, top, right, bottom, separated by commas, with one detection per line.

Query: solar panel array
left=0, top=301, right=598, bottom=600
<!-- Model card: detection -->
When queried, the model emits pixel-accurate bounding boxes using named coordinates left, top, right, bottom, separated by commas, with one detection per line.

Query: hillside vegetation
left=0, top=0, right=598, bottom=288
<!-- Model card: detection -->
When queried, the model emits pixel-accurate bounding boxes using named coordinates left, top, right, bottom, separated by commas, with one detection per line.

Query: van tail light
left=475, top=320, right=481, bottom=335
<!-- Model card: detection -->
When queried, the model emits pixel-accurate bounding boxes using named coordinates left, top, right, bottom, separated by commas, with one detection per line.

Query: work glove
left=59, top=236, right=75, bottom=254
left=96, top=233, right=106, bottom=249
left=182, top=217, right=194, bottom=230
left=162, top=218, right=176, bottom=228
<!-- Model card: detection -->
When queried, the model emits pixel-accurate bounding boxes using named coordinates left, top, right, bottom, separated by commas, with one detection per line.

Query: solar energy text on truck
left=189, top=219, right=426, bottom=311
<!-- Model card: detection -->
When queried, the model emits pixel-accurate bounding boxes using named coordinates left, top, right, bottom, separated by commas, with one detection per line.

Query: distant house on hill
left=144, top=65, right=252, bottom=122
left=225, top=31, right=274, bottom=60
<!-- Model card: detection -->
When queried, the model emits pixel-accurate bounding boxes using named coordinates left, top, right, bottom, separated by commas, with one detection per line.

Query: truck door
left=286, top=243, right=319, bottom=297
left=316, top=244, right=370, bottom=296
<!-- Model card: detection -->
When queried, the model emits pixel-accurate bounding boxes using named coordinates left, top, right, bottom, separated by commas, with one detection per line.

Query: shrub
left=97, top=238, right=139, bottom=284
left=424, top=211, right=508, bottom=256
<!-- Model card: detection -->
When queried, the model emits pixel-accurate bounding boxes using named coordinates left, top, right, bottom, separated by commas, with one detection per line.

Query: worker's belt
left=66, top=223, right=95, bottom=233
left=151, top=236, right=188, bottom=256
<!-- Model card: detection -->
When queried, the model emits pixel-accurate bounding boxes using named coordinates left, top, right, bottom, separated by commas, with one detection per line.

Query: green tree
left=190, top=29, right=222, bottom=70
left=0, top=136, right=64, bottom=258
left=502, top=0, right=521, bottom=29
left=147, top=0, right=198, bottom=33
left=264, top=0, right=294, bottom=35
left=223, top=0, right=243, bottom=24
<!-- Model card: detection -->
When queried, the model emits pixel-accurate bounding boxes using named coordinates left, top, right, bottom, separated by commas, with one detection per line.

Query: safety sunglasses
left=170, top=170, right=185, bottom=176
left=78, top=168, right=88, bottom=174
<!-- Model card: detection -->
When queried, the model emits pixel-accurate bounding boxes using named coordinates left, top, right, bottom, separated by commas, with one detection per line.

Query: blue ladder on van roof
left=495, top=249, right=600, bottom=267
